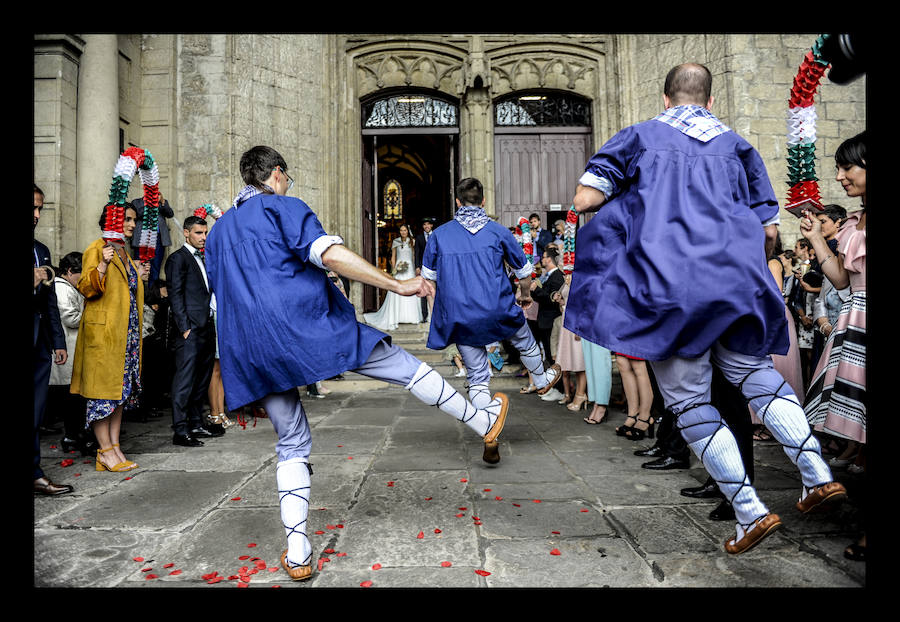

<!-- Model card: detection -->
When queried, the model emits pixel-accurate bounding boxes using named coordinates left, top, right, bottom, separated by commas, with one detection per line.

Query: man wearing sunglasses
left=205, top=145, right=510, bottom=582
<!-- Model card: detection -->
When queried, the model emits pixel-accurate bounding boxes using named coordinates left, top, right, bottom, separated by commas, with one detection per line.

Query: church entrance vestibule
left=361, top=92, right=459, bottom=312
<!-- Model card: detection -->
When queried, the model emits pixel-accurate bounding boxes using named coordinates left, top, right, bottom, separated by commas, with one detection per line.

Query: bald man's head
left=663, top=63, right=712, bottom=106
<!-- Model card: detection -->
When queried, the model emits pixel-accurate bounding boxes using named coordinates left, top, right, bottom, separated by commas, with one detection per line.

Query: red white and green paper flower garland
left=193, top=203, right=223, bottom=221
left=103, top=146, right=160, bottom=258
left=561, top=206, right=577, bottom=274
left=785, top=34, right=832, bottom=215
left=514, top=217, right=538, bottom=278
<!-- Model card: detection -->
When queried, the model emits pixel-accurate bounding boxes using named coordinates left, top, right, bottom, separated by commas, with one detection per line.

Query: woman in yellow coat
left=70, top=206, right=148, bottom=472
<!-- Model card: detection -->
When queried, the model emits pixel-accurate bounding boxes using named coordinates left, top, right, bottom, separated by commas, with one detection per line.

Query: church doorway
left=361, top=92, right=459, bottom=311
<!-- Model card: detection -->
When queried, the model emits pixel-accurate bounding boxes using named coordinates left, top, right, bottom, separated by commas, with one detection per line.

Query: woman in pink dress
left=553, top=275, right=588, bottom=413
left=800, top=131, right=866, bottom=561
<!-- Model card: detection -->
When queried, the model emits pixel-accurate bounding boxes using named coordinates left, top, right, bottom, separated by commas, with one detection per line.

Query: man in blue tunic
left=421, top=178, right=563, bottom=461
left=566, top=64, right=846, bottom=554
left=205, top=147, right=510, bottom=581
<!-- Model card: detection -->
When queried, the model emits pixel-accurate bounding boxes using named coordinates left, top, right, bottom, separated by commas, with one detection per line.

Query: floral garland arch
left=103, top=147, right=160, bottom=259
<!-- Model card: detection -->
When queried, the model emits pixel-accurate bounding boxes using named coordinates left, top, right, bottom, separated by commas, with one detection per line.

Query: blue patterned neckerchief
left=455, top=204, right=490, bottom=234
left=232, top=184, right=274, bottom=209
left=654, top=105, right=731, bottom=143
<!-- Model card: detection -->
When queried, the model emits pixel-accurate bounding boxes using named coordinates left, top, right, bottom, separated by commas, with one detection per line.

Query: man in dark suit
left=414, top=217, right=435, bottom=321
left=529, top=212, right=554, bottom=264
left=165, top=215, right=224, bottom=447
left=33, top=184, right=73, bottom=495
left=130, top=191, right=174, bottom=290
left=529, top=247, right=565, bottom=380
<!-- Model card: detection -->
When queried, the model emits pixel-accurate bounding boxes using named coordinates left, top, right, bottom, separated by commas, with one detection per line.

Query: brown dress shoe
left=34, top=477, right=74, bottom=496
left=796, top=482, right=848, bottom=513
left=724, top=513, right=782, bottom=555
left=280, top=550, right=313, bottom=581
left=535, top=364, right=562, bottom=395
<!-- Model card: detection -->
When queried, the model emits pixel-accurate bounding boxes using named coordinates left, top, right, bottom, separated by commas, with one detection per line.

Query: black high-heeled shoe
left=615, top=414, right=638, bottom=437
left=624, top=417, right=655, bottom=441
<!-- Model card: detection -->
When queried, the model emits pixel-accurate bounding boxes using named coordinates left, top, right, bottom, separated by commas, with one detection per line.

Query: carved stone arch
left=349, top=40, right=468, bottom=101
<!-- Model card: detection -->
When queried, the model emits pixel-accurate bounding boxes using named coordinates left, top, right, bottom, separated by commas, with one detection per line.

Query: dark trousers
left=34, top=345, right=52, bottom=480
left=47, top=385, right=87, bottom=441
left=533, top=321, right=554, bottom=365
left=171, top=322, right=215, bottom=436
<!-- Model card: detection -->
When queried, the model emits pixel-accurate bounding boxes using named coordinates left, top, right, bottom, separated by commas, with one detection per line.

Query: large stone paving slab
left=482, top=536, right=656, bottom=588
left=48, top=470, right=249, bottom=530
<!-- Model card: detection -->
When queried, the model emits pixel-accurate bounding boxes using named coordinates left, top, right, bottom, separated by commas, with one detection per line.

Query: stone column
left=459, top=87, right=495, bottom=213
left=75, top=34, right=119, bottom=252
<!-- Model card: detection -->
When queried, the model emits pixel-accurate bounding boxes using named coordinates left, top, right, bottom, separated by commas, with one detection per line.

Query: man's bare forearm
left=321, top=244, right=401, bottom=293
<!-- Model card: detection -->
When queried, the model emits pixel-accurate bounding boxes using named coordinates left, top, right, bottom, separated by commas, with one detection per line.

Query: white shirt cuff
left=514, top=261, right=534, bottom=279
left=421, top=265, right=437, bottom=281
left=309, top=235, right=344, bottom=269
left=762, top=212, right=781, bottom=227
left=578, top=172, right=615, bottom=197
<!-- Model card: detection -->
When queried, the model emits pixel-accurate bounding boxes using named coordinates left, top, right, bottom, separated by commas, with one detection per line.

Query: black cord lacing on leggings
left=278, top=484, right=312, bottom=567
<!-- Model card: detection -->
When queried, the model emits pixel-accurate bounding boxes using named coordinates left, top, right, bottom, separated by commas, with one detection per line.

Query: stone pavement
left=34, top=326, right=867, bottom=589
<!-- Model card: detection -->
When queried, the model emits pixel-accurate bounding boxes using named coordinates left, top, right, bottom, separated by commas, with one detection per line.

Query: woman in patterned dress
left=70, top=206, right=149, bottom=472
left=800, top=131, right=866, bottom=560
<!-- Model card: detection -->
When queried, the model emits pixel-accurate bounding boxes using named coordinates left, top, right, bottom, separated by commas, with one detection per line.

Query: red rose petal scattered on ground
left=145, top=574, right=158, bottom=580
left=74, top=473, right=81, bottom=477
left=533, top=499, right=542, bottom=503
left=268, top=567, right=279, bottom=572
left=580, top=508, right=589, bottom=513
left=315, top=530, right=325, bottom=535
left=424, top=497, right=432, bottom=501
left=441, top=561, right=452, bottom=567
left=387, top=481, right=394, bottom=487
left=326, top=524, right=336, bottom=530
left=416, top=531, right=424, bottom=539
left=434, top=528, right=442, bottom=534
left=455, top=513, right=464, bottom=518
left=472, top=516, right=480, bottom=520
left=460, top=478, right=467, bottom=482
left=494, top=496, right=503, bottom=501
left=239, top=555, right=250, bottom=560
left=133, top=557, right=145, bottom=562
left=483, top=488, right=491, bottom=492
left=336, top=552, right=347, bottom=557
left=337, top=524, right=344, bottom=529
left=239, top=566, right=249, bottom=574
left=124, top=476, right=132, bottom=480
left=360, top=580, right=373, bottom=587
left=228, top=575, right=239, bottom=581
left=272, top=585, right=281, bottom=588
left=324, top=548, right=335, bottom=554
left=317, top=559, right=325, bottom=571
left=550, top=548, right=561, bottom=556
left=475, top=569, right=491, bottom=576
left=255, top=560, right=267, bottom=568
left=50, top=444, right=57, bottom=449
left=202, top=571, right=218, bottom=580
left=60, top=459, right=74, bottom=467
left=208, top=576, right=225, bottom=584
left=141, top=567, right=153, bottom=572
left=347, top=456, right=353, bottom=460
left=337, top=445, right=343, bottom=447
left=512, top=503, right=521, bottom=507
left=237, top=582, right=249, bottom=588
left=372, top=563, right=382, bottom=570
left=247, top=543, right=257, bottom=547
left=231, top=497, right=242, bottom=501
left=551, top=531, right=560, bottom=535
left=474, top=521, right=482, bottom=525
left=169, top=569, right=182, bottom=575
left=163, top=563, right=174, bottom=568
left=458, top=507, right=467, bottom=510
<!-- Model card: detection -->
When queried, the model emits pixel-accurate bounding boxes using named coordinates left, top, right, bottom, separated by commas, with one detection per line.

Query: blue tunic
left=423, top=219, right=531, bottom=350
left=205, top=193, right=387, bottom=410
left=564, top=116, right=789, bottom=361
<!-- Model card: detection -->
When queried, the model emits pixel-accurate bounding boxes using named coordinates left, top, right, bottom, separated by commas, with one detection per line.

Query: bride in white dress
left=363, top=224, right=423, bottom=331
